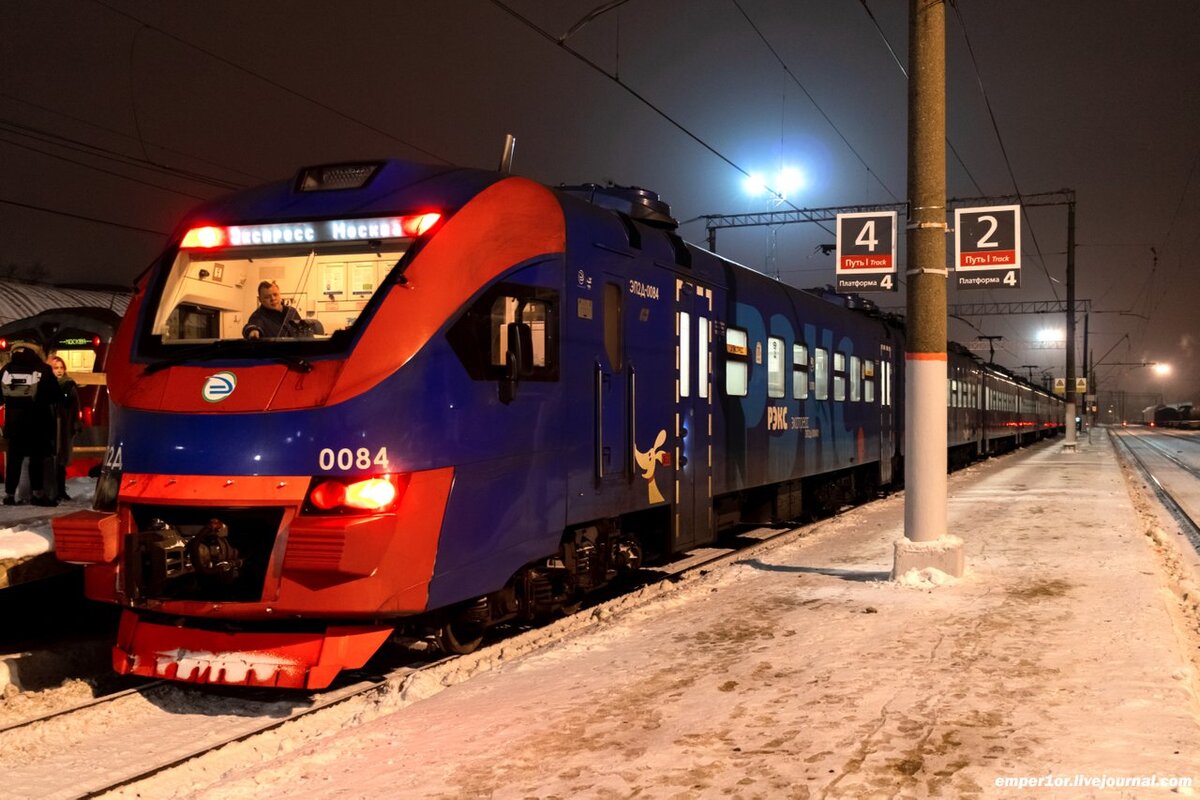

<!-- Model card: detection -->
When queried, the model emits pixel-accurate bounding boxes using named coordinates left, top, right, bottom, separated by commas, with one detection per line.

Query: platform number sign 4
left=835, top=211, right=898, bottom=293
left=955, top=205, right=1021, bottom=290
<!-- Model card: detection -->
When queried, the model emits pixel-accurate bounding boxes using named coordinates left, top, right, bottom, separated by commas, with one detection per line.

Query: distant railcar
left=54, top=159, right=1062, bottom=689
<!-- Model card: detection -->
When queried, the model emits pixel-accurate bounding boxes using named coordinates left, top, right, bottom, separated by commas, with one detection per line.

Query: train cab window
left=850, top=355, right=861, bottom=402
left=446, top=282, right=559, bottom=381
left=833, top=351, right=846, bottom=402
left=725, top=327, right=749, bottom=397
left=767, top=336, right=785, bottom=399
left=814, top=348, right=829, bottom=401
left=863, top=360, right=875, bottom=403
left=792, top=344, right=809, bottom=399
left=604, top=282, right=623, bottom=371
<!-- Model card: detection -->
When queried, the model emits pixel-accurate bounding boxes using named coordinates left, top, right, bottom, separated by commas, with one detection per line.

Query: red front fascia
left=56, top=467, right=456, bottom=617
left=107, top=177, right=566, bottom=413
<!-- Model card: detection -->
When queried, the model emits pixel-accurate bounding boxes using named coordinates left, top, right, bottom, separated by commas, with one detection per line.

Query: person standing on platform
left=0, top=346, right=60, bottom=507
left=47, top=354, right=79, bottom=501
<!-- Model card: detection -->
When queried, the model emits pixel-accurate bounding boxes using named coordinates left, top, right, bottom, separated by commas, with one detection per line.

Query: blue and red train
left=54, top=159, right=1061, bottom=688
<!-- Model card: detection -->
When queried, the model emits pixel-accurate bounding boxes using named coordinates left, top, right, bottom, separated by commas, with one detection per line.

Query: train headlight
left=304, top=474, right=409, bottom=514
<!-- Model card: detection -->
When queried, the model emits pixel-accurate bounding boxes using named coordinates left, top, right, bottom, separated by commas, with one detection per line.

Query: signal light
left=305, top=474, right=408, bottom=514
left=401, top=213, right=441, bottom=237
left=180, top=226, right=227, bottom=249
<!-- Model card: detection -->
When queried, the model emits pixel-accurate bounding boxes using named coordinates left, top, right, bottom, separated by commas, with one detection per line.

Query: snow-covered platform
left=0, top=478, right=97, bottom=590
left=188, top=432, right=1200, bottom=798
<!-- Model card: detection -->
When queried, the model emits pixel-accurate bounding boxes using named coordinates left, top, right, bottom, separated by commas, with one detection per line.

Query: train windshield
left=146, top=220, right=426, bottom=348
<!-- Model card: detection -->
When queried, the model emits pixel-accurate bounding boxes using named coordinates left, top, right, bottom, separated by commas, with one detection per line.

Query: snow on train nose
left=112, top=612, right=392, bottom=689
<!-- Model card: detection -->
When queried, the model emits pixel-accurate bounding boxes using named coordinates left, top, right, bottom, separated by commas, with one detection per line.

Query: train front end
left=53, top=160, right=566, bottom=689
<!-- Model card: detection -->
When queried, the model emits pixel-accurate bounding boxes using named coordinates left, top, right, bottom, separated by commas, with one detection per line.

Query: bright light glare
left=777, top=166, right=805, bottom=195
left=743, top=172, right=767, bottom=197
left=1036, top=329, right=1065, bottom=343
left=1153, top=362, right=1171, bottom=376
left=344, top=477, right=398, bottom=509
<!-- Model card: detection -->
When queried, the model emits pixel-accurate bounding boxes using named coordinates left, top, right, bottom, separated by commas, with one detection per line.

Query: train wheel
left=435, top=619, right=485, bottom=655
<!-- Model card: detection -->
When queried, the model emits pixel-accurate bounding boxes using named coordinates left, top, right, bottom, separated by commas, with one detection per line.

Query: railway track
left=0, top=520, right=816, bottom=800
left=1111, top=427, right=1200, bottom=552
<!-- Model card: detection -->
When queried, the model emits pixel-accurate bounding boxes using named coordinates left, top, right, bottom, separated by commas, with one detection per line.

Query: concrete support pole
left=893, top=0, right=963, bottom=579
left=1063, top=201, right=1078, bottom=449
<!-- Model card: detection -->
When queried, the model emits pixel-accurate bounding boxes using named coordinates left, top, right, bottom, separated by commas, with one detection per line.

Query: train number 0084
left=318, top=447, right=389, bottom=471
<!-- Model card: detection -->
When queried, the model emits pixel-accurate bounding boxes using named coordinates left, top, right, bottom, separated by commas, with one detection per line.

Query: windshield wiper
left=143, top=339, right=313, bottom=375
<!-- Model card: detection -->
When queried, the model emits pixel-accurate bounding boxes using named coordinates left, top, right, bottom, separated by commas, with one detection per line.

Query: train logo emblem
left=633, top=429, right=669, bottom=504
left=202, top=371, right=238, bottom=403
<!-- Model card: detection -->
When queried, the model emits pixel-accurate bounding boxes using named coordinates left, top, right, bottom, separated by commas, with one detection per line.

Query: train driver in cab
left=242, top=280, right=316, bottom=339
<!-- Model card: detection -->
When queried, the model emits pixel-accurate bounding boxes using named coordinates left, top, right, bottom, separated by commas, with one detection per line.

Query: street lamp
left=742, top=166, right=806, bottom=204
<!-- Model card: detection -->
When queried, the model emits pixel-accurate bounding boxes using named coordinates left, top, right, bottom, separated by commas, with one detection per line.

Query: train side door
left=879, top=342, right=895, bottom=483
left=673, top=279, right=715, bottom=550
left=596, top=278, right=628, bottom=486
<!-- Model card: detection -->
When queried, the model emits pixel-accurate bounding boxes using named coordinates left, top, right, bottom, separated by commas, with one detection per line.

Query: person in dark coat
left=0, top=346, right=60, bottom=506
left=242, top=280, right=311, bottom=339
left=47, top=354, right=80, bottom=501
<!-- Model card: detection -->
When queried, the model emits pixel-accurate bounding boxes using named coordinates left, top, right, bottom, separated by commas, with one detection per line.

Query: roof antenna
left=498, top=134, right=516, bottom=174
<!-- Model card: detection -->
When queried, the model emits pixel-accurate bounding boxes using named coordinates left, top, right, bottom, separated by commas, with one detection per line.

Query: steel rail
left=1110, top=429, right=1200, bottom=553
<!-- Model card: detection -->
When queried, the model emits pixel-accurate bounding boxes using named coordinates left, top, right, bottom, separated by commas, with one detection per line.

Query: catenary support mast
left=893, top=0, right=964, bottom=578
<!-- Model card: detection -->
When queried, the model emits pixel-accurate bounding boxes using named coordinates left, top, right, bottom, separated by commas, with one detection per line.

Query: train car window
left=814, top=348, right=829, bottom=401
left=863, top=359, right=875, bottom=403
left=446, top=282, right=559, bottom=381
left=881, top=360, right=891, bottom=406
left=679, top=311, right=692, bottom=398
left=833, top=351, right=846, bottom=402
left=850, top=355, right=861, bottom=402
left=698, top=316, right=710, bottom=399
left=767, top=337, right=785, bottom=399
left=725, top=327, right=749, bottom=397
left=604, top=282, right=623, bottom=371
left=792, top=344, right=809, bottom=399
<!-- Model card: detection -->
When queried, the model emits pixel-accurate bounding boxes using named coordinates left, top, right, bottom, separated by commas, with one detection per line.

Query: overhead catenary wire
left=732, top=0, right=901, bottom=203
left=0, top=197, right=170, bottom=236
left=0, top=134, right=215, bottom=201
left=0, top=117, right=246, bottom=191
left=488, top=0, right=831, bottom=234
left=89, top=0, right=453, bottom=166
left=946, top=0, right=1059, bottom=302
left=0, top=91, right=268, bottom=184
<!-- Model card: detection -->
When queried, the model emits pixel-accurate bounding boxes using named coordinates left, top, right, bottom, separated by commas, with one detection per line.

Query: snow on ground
left=84, top=437, right=1200, bottom=800
left=0, top=476, right=97, bottom=560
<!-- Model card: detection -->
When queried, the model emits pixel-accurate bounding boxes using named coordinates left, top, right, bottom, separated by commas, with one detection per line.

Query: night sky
left=2, top=1, right=1197, bottom=402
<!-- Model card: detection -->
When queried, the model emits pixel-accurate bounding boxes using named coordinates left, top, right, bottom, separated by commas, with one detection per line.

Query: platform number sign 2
left=955, top=205, right=1021, bottom=289
left=835, top=211, right=898, bottom=293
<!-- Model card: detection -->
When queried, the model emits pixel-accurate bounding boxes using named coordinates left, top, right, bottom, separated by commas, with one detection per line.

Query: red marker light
left=0, top=338, right=7, bottom=351
left=309, top=480, right=347, bottom=510
left=305, top=473, right=409, bottom=513
left=91, top=336, right=102, bottom=348
left=180, top=226, right=227, bottom=249
left=401, top=213, right=441, bottom=237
